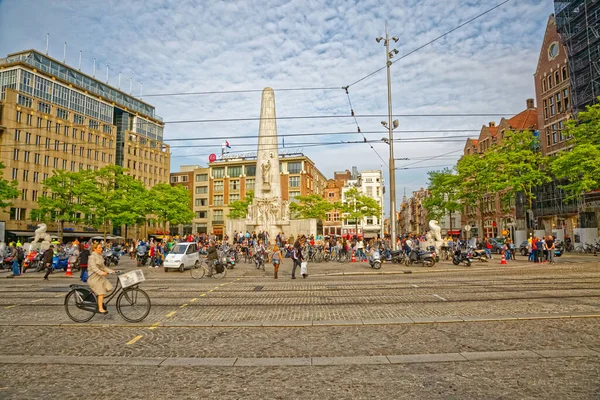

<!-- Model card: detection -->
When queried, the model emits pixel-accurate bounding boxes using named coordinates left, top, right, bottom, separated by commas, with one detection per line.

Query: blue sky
left=0, top=0, right=555, bottom=214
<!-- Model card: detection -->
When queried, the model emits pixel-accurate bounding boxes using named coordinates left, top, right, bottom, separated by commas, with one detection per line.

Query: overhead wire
left=142, top=86, right=342, bottom=98
left=347, top=0, right=512, bottom=88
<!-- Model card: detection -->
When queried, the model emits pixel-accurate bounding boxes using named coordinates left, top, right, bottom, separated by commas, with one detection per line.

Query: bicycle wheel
left=116, top=288, right=151, bottom=323
left=213, top=267, right=227, bottom=279
left=64, top=290, right=95, bottom=323
left=190, top=261, right=206, bottom=279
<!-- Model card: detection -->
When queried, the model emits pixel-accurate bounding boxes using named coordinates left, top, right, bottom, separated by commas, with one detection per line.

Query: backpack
left=292, top=248, right=298, bottom=260
left=16, top=247, right=25, bottom=261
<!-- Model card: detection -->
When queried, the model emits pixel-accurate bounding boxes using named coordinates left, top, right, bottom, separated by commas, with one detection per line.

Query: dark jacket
left=79, top=249, right=90, bottom=267
left=42, top=248, right=54, bottom=265
left=207, top=245, right=218, bottom=261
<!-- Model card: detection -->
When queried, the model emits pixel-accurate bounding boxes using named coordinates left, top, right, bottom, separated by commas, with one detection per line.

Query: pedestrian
left=291, top=239, right=303, bottom=279
left=206, top=240, right=218, bottom=277
left=5, top=242, right=20, bottom=278
left=42, top=245, right=55, bottom=280
left=270, top=244, right=283, bottom=279
left=547, top=235, right=555, bottom=264
left=484, top=240, right=493, bottom=259
left=87, top=243, right=114, bottom=314
left=79, top=244, right=90, bottom=282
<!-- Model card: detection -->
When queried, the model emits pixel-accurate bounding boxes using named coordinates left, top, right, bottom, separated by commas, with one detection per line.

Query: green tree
left=228, top=190, right=254, bottom=219
left=551, top=99, right=600, bottom=201
left=340, top=187, right=381, bottom=235
left=456, top=152, right=500, bottom=236
left=79, top=165, right=144, bottom=241
left=289, top=194, right=335, bottom=220
left=493, top=130, right=550, bottom=213
left=148, top=183, right=194, bottom=233
left=0, top=161, right=19, bottom=211
left=423, top=168, right=461, bottom=235
left=32, top=170, right=87, bottom=241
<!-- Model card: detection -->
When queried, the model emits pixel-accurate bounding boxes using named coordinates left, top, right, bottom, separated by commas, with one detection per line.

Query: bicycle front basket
left=118, top=269, right=145, bottom=288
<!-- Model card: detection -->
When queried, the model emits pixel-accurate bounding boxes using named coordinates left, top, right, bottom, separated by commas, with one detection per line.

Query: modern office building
left=554, top=0, right=600, bottom=111
left=171, top=153, right=326, bottom=237
left=0, top=49, right=169, bottom=239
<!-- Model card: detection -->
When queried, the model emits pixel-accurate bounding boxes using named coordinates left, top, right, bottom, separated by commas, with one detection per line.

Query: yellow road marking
left=190, top=298, right=197, bottom=302
left=219, top=284, right=225, bottom=286
left=31, top=299, right=44, bottom=303
left=4, top=305, right=17, bottom=309
left=166, top=311, right=177, bottom=317
left=180, top=304, right=188, bottom=308
left=148, top=322, right=161, bottom=330
left=0, top=387, right=8, bottom=390
left=126, top=335, right=143, bottom=345
left=208, top=290, right=214, bottom=292
left=55, top=294, right=64, bottom=297
left=200, top=294, right=206, bottom=297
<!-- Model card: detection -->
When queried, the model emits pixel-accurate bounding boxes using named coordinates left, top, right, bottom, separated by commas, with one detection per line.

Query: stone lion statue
left=33, top=223, right=52, bottom=244
left=429, top=220, right=444, bottom=256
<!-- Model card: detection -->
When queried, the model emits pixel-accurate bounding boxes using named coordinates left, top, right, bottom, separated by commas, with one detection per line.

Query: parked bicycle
left=64, top=270, right=151, bottom=323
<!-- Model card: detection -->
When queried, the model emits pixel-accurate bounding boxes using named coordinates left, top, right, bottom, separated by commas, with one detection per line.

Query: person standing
left=42, top=245, right=55, bottom=280
left=6, top=242, right=19, bottom=278
left=79, top=244, right=90, bottom=282
left=291, top=239, right=303, bottom=279
left=546, top=235, right=555, bottom=264
left=270, top=244, right=283, bottom=279
left=87, top=243, right=114, bottom=314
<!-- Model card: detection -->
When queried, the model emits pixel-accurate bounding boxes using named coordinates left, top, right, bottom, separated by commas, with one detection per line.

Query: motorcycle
left=103, top=248, right=120, bottom=267
left=389, top=249, right=405, bottom=264
left=452, top=249, right=472, bottom=267
left=226, top=248, right=237, bottom=269
left=52, top=252, right=70, bottom=271
left=369, top=250, right=382, bottom=269
left=136, top=245, right=149, bottom=266
left=406, top=248, right=436, bottom=267
left=254, top=251, right=265, bottom=271
left=470, top=248, right=489, bottom=262
left=23, top=250, right=39, bottom=271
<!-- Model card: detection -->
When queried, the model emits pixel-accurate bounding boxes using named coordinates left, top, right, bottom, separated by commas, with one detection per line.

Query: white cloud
left=0, top=0, right=555, bottom=213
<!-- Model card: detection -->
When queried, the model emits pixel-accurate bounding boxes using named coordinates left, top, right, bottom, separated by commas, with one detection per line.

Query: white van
left=164, top=242, right=200, bottom=273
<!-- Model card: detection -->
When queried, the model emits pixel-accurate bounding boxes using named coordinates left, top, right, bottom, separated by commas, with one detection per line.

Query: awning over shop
left=6, top=231, right=36, bottom=237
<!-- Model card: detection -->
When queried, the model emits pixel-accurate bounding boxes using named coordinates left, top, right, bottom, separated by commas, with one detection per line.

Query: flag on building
left=225, top=141, right=231, bottom=149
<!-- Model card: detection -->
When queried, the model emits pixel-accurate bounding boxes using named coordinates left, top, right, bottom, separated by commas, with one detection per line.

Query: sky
left=0, top=0, right=555, bottom=215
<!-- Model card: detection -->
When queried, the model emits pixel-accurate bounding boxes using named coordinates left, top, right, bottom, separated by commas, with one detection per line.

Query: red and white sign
left=208, top=154, right=217, bottom=163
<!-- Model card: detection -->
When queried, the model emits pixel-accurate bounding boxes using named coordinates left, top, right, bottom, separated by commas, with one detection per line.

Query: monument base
left=225, top=218, right=319, bottom=243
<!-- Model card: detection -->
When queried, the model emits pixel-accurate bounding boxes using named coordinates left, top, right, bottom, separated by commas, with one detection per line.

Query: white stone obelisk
left=247, top=88, right=289, bottom=241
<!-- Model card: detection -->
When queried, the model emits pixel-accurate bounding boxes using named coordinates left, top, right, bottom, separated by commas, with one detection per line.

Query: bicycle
left=190, top=258, right=227, bottom=279
left=64, top=270, right=151, bottom=323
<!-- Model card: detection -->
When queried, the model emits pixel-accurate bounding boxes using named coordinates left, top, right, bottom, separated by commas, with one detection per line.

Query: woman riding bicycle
left=88, top=243, right=115, bottom=314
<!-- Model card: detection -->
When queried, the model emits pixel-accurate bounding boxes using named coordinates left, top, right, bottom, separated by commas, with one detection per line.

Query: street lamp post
left=376, top=23, right=399, bottom=250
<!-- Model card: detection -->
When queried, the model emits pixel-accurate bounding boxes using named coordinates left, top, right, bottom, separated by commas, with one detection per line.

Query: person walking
left=270, top=244, right=283, bottom=279
left=42, top=245, right=55, bottom=280
left=5, top=242, right=20, bottom=278
left=291, top=239, right=303, bottom=279
left=87, top=243, right=114, bottom=314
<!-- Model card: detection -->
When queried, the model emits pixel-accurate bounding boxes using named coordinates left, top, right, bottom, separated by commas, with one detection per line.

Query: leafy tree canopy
left=0, top=161, right=19, bottom=211
left=289, top=193, right=334, bottom=220
left=148, top=183, right=194, bottom=231
left=228, top=190, right=254, bottom=219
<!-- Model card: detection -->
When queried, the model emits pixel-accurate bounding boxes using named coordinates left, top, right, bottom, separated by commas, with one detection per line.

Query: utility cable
left=142, top=86, right=341, bottom=98
left=347, top=0, right=511, bottom=88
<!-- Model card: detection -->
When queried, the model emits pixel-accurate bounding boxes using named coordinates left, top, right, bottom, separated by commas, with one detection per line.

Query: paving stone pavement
left=0, top=258, right=599, bottom=398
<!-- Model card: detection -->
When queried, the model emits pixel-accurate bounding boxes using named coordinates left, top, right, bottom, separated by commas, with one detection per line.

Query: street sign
left=464, top=225, right=471, bottom=232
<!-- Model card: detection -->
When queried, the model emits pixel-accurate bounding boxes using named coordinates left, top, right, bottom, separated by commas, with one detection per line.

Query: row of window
left=125, top=160, right=165, bottom=176
left=15, top=109, right=113, bottom=136
left=545, top=120, right=567, bottom=146
left=541, top=66, right=568, bottom=93
left=543, top=88, right=570, bottom=119
left=210, top=161, right=303, bottom=178
left=13, top=129, right=113, bottom=149
left=127, top=146, right=165, bottom=163
left=13, top=148, right=112, bottom=165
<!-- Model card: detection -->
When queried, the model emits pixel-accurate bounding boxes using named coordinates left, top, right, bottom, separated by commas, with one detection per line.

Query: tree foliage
left=423, top=168, right=461, bottom=234
left=228, top=190, right=254, bottom=219
left=0, top=161, right=19, bottom=212
left=289, top=193, right=334, bottom=220
left=551, top=99, right=600, bottom=201
left=493, top=130, right=550, bottom=209
left=32, top=170, right=87, bottom=241
left=148, top=183, right=194, bottom=232
left=340, top=187, right=381, bottom=230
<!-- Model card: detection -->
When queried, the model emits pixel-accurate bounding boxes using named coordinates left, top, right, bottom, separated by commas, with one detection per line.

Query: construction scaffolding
left=555, top=0, right=600, bottom=111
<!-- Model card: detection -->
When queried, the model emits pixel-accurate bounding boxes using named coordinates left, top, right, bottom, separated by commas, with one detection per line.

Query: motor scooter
left=136, top=245, right=149, bottom=266
left=52, top=252, right=70, bottom=271
left=406, top=248, right=436, bottom=267
left=368, top=250, right=382, bottom=269
left=452, top=249, right=472, bottom=267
